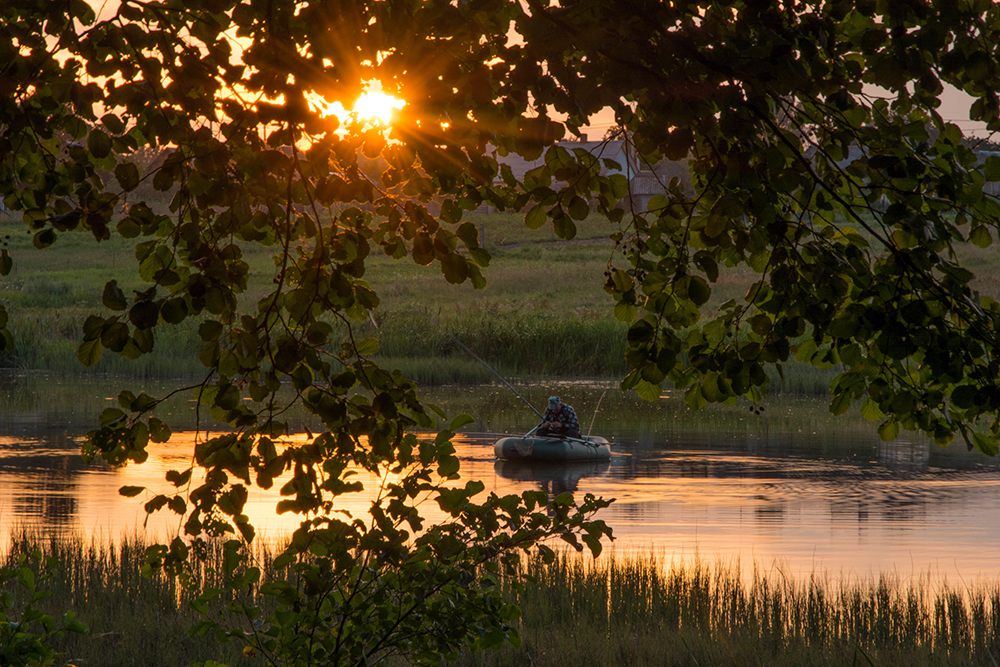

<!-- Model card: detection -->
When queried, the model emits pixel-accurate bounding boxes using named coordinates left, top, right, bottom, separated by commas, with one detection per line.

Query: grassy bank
left=0, top=210, right=635, bottom=382
left=0, top=209, right=963, bottom=396
left=3, top=533, right=998, bottom=667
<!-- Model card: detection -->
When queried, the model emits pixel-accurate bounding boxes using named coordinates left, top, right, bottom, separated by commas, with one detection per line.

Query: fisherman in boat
left=535, top=396, right=582, bottom=439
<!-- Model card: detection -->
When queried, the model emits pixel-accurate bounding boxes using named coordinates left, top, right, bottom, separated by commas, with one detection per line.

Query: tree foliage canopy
left=4, top=0, right=1000, bottom=663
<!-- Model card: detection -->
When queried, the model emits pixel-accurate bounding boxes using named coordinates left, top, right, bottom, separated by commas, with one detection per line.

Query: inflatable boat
left=494, top=434, right=611, bottom=462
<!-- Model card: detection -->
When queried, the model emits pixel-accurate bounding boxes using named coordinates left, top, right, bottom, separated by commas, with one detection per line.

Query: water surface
left=2, top=374, right=998, bottom=584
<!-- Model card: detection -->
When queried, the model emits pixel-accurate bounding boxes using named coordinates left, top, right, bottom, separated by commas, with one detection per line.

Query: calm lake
left=2, top=373, right=999, bottom=585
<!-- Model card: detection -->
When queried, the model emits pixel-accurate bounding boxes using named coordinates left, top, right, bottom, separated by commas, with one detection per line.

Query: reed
left=1, top=306, right=205, bottom=377
left=4, top=532, right=998, bottom=667
left=1, top=302, right=630, bottom=382
left=367, top=308, right=630, bottom=379
left=466, top=551, right=1000, bottom=667
left=1, top=530, right=257, bottom=667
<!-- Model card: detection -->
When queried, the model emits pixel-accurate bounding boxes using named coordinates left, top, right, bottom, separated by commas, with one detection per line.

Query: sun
left=352, top=91, right=405, bottom=126
left=306, top=85, right=405, bottom=133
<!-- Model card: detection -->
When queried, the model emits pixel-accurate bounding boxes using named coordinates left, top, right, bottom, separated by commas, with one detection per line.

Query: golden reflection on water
left=2, top=425, right=1000, bottom=587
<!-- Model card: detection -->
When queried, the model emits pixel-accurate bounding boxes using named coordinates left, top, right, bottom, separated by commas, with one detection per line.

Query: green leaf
left=236, top=520, right=255, bottom=542
left=614, top=301, right=637, bottom=323
left=199, top=320, right=224, bottom=341
left=272, top=552, right=296, bottom=569
left=33, top=228, right=56, bottom=249
left=412, top=233, right=434, bottom=265
left=149, top=417, right=172, bottom=443
left=101, top=112, right=125, bottom=134
left=166, top=469, right=192, bottom=486
left=877, top=420, right=900, bottom=442
left=582, top=532, right=603, bottom=557
left=684, top=386, right=707, bottom=410
left=970, top=225, right=992, bottom=249
left=456, top=221, right=480, bottom=248
left=440, top=199, right=462, bottom=224
left=860, top=398, right=884, bottom=422
left=18, top=566, right=35, bottom=592
left=441, top=252, right=469, bottom=284
left=88, top=129, right=112, bottom=158
left=984, top=155, right=1000, bottom=181
left=972, top=432, right=1000, bottom=457
left=687, top=276, right=711, bottom=306
left=553, top=214, right=576, bottom=240
left=100, top=407, right=125, bottom=427
left=437, top=455, right=460, bottom=477
left=103, top=280, right=128, bottom=311
left=115, top=161, right=141, bottom=191
left=78, top=338, right=104, bottom=367
left=635, top=379, right=662, bottom=402
left=64, top=615, right=89, bottom=634
left=951, top=384, right=978, bottom=409
left=0, top=249, right=11, bottom=276
left=568, top=196, right=589, bottom=220
left=609, top=174, right=629, bottom=200
left=449, top=414, right=475, bottom=430
left=117, top=216, right=142, bottom=238
left=524, top=204, right=546, bottom=230
left=830, top=391, right=852, bottom=416
left=119, top=486, right=146, bottom=497
left=355, top=337, right=379, bottom=355
left=553, top=492, right=574, bottom=505
left=168, top=496, right=187, bottom=515
left=129, top=301, right=159, bottom=330
left=750, top=313, right=771, bottom=336
left=161, top=298, right=187, bottom=324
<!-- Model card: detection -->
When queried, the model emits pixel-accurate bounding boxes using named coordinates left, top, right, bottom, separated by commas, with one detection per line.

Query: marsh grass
left=1, top=531, right=263, bottom=667
left=466, top=551, right=1000, bottom=667
left=4, top=532, right=998, bottom=667
left=3, top=307, right=205, bottom=376
left=365, top=308, right=630, bottom=380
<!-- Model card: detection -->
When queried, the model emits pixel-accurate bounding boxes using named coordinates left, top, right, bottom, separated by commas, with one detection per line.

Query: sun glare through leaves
left=307, top=86, right=405, bottom=134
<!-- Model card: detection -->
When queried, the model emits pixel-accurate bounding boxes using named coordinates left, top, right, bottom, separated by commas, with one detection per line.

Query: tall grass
left=1, top=531, right=260, bottom=667
left=4, top=532, right=998, bottom=667
left=0, top=299, right=842, bottom=392
left=2, top=307, right=206, bottom=377
left=466, top=551, right=1000, bottom=667
left=367, top=308, right=630, bottom=380
left=1, top=299, right=631, bottom=382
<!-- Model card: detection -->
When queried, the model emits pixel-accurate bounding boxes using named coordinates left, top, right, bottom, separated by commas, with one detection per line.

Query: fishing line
left=424, top=312, right=544, bottom=421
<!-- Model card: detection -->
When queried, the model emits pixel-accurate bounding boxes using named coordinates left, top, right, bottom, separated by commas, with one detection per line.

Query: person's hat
left=548, top=396, right=561, bottom=409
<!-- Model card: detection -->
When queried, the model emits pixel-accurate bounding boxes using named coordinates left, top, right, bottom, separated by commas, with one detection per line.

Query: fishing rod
left=587, top=389, right=607, bottom=437
left=425, top=312, right=544, bottom=421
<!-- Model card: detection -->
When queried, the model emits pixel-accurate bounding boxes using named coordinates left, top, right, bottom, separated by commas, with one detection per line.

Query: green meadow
left=0, top=208, right=857, bottom=392
left=0, top=210, right=633, bottom=382
left=3, top=532, right=998, bottom=667
left=0, top=209, right=640, bottom=384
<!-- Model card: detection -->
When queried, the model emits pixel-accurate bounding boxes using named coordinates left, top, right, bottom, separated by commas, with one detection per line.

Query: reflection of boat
left=494, top=459, right=610, bottom=497
left=494, top=435, right=611, bottom=462
left=494, top=459, right=610, bottom=482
